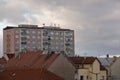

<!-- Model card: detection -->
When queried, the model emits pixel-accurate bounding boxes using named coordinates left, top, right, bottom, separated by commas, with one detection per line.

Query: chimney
left=113, top=56, right=117, bottom=62
left=106, top=54, right=109, bottom=58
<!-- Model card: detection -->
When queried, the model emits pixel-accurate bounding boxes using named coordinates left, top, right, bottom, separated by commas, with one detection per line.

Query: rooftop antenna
left=43, top=23, right=45, bottom=27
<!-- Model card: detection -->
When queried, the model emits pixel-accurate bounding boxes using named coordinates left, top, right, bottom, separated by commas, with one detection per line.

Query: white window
left=60, top=37, right=63, bottom=40
left=15, top=30, right=19, bottom=33
left=33, top=46, right=35, bottom=49
left=60, top=32, right=63, bottom=36
left=27, top=30, right=29, bottom=34
left=27, top=41, right=30, bottom=44
left=32, top=36, right=35, bottom=39
left=32, top=31, right=35, bottom=34
left=38, top=42, right=41, bottom=44
left=27, top=36, right=30, bottom=39
left=37, top=36, right=40, bottom=39
left=38, top=31, right=41, bottom=34
left=27, top=46, right=30, bottom=49
left=33, top=41, right=35, bottom=44
left=56, top=37, right=58, bottom=40
left=37, top=46, right=41, bottom=49
left=50, top=32, right=54, bottom=35
left=56, top=32, right=59, bottom=35
left=56, top=46, right=58, bottom=49
left=15, top=35, right=19, bottom=38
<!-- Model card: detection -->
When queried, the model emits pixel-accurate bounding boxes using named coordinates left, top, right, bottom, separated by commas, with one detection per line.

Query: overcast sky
left=0, top=0, right=120, bottom=57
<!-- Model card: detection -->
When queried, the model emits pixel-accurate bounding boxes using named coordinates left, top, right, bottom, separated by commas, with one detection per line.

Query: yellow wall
left=77, top=59, right=107, bottom=80
left=100, top=70, right=107, bottom=80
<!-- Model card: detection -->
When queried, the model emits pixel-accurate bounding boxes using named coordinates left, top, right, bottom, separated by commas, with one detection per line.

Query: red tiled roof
left=4, top=51, right=43, bottom=69
left=0, top=68, right=64, bottom=80
left=4, top=51, right=59, bottom=69
left=43, top=53, right=59, bottom=68
left=69, top=57, right=96, bottom=64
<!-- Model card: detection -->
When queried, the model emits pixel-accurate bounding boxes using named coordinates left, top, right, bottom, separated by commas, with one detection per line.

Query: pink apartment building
left=3, top=24, right=74, bottom=57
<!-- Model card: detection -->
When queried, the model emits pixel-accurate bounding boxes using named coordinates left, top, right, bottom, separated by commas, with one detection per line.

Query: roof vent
left=12, top=73, right=16, bottom=76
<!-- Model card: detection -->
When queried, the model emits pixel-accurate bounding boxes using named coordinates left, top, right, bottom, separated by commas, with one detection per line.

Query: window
left=21, top=41, right=27, bottom=45
left=37, top=36, right=40, bottom=39
left=50, top=32, right=54, bottom=35
left=38, top=42, right=41, bottom=44
left=60, top=37, right=63, bottom=40
left=21, top=29, right=27, bottom=35
left=15, top=35, right=19, bottom=38
left=27, top=30, right=29, bottom=34
left=86, top=76, right=88, bottom=80
left=100, top=76, right=104, bottom=80
left=27, top=36, right=30, bottom=39
left=37, top=46, right=41, bottom=49
left=38, top=31, right=41, bottom=34
left=32, top=31, right=35, bottom=34
left=56, top=37, right=58, bottom=40
left=15, top=30, right=19, bottom=33
left=56, top=32, right=59, bottom=35
left=32, top=41, right=35, bottom=44
left=80, top=76, right=83, bottom=80
left=33, top=46, right=35, bottom=49
left=32, top=36, right=35, bottom=39
left=27, top=41, right=30, bottom=44
left=60, top=32, right=63, bottom=36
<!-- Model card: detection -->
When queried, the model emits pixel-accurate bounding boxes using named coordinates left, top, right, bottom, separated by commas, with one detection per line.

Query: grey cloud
left=0, top=0, right=120, bottom=56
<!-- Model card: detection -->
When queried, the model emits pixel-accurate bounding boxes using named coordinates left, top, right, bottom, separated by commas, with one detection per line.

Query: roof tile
left=0, top=68, right=64, bottom=80
left=69, top=57, right=96, bottom=64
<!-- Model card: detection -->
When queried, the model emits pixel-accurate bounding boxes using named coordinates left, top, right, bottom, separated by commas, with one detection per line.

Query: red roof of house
left=4, top=51, right=43, bottom=69
left=0, top=68, right=64, bottom=80
left=32, top=53, right=59, bottom=68
left=69, top=57, right=96, bottom=64
left=4, top=51, right=59, bottom=69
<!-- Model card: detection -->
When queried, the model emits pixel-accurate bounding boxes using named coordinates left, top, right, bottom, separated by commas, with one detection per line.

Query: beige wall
left=48, top=54, right=75, bottom=80
left=100, top=70, right=107, bottom=80
left=77, top=59, right=107, bottom=80
left=111, top=57, right=120, bottom=80
left=92, top=60, right=101, bottom=80
left=3, top=29, right=15, bottom=54
left=78, top=69, right=89, bottom=80
left=92, top=60, right=100, bottom=73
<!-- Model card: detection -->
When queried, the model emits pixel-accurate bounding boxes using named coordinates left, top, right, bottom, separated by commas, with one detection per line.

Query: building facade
left=111, top=57, right=120, bottom=80
left=70, top=57, right=107, bottom=80
left=3, top=24, right=74, bottom=57
left=98, top=55, right=117, bottom=80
